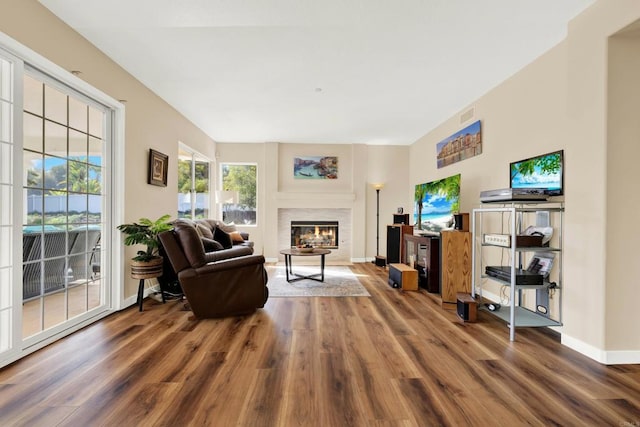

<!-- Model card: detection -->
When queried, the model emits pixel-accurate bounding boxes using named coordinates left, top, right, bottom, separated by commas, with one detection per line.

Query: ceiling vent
left=460, top=107, right=475, bottom=124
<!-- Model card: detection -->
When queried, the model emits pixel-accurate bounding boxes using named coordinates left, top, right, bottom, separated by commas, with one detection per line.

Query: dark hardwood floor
left=1, top=262, right=639, bottom=426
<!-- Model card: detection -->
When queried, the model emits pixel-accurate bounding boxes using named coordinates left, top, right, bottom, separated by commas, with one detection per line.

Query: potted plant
left=117, top=214, right=173, bottom=279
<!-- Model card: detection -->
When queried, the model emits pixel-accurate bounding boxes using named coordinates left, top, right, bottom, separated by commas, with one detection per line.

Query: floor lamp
left=372, top=183, right=386, bottom=266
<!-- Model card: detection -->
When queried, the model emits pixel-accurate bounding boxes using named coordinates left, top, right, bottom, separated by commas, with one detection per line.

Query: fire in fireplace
left=291, top=221, right=339, bottom=249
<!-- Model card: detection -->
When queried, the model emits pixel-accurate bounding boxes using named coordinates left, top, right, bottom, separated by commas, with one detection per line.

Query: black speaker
left=386, top=225, right=402, bottom=264
left=393, top=213, right=410, bottom=225
left=453, top=213, right=469, bottom=231
left=456, top=293, right=477, bottom=322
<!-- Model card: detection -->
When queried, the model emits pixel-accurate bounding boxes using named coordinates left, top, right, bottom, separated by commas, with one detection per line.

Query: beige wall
left=409, top=0, right=640, bottom=361
left=606, top=24, right=640, bottom=351
left=216, top=142, right=409, bottom=262
left=0, top=0, right=217, bottom=299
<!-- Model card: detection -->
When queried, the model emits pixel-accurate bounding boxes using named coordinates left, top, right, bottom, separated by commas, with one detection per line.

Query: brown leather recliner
left=158, top=221, right=268, bottom=318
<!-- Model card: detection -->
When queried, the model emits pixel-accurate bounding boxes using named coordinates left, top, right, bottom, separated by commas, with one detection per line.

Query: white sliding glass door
left=21, top=71, right=109, bottom=340
left=0, top=33, right=122, bottom=368
left=0, top=48, right=20, bottom=363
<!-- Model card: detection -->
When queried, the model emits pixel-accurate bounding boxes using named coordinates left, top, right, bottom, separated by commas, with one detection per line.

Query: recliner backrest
left=172, top=220, right=207, bottom=268
left=158, top=229, right=191, bottom=274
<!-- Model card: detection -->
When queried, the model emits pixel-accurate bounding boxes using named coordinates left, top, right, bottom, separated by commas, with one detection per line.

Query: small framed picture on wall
left=148, top=149, right=168, bottom=187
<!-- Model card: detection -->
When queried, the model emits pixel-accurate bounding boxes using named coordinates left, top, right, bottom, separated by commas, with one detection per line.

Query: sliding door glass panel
left=177, top=153, right=191, bottom=219
left=23, top=112, right=42, bottom=152
left=22, top=73, right=107, bottom=339
left=194, top=159, right=209, bottom=219
left=23, top=74, right=42, bottom=116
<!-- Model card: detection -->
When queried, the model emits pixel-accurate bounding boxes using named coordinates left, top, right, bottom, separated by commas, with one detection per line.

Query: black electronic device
left=485, top=265, right=543, bottom=286
left=479, top=187, right=548, bottom=203
left=393, top=213, right=410, bottom=225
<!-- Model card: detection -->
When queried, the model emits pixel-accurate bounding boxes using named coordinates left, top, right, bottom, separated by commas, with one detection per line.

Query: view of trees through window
left=22, top=72, right=106, bottom=337
left=222, top=163, right=256, bottom=225
left=177, top=147, right=210, bottom=219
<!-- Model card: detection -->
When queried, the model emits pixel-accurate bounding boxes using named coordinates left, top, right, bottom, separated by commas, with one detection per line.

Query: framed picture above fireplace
left=293, top=156, right=338, bottom=179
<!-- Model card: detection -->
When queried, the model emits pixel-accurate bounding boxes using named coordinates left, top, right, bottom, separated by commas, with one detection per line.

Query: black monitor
left=510, top=150, right=564, bottom=196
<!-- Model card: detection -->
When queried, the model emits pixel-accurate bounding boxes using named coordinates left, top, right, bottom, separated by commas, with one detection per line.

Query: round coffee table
left=279, top=248, right=332, bottom=283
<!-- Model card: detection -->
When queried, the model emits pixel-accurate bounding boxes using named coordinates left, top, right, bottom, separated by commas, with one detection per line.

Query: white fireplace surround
left=278, top=208, right=351, bottom=263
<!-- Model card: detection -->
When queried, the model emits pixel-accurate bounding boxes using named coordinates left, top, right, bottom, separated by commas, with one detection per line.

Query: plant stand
left=131, top=257, right=164, bottom=312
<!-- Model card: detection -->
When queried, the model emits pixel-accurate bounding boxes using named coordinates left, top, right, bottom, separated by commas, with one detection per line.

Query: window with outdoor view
left=221, top=163, right=256, bottom=225
left=177, top=146, right=210, bottom=219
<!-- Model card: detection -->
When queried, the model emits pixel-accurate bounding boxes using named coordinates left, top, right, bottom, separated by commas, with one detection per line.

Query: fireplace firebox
left=291, top=221, right=338, bottom=249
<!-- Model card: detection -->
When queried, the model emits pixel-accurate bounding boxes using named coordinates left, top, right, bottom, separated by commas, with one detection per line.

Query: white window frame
left=219, top=162, right=258, bottom=226
left=178, top=142, right=212, bottom=219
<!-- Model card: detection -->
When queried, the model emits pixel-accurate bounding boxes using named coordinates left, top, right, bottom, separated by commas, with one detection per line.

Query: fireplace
left=291, top=221, right=339, bottom=249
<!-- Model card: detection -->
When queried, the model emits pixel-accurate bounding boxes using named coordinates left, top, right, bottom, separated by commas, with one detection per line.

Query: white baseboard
left=265, top=257, right=279, bottom=263
left=562, top=334, right=640, bottom=365
left=121, top=284, right=162, bottom=309
left=475, top=289, right=503, bottom=306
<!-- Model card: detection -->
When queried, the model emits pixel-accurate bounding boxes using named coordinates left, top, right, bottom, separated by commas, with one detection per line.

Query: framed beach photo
left=148, top=149, right=168, bottom=187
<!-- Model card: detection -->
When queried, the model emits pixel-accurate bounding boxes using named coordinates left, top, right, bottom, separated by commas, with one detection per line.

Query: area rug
left=267, top=265, right=370, bottom=297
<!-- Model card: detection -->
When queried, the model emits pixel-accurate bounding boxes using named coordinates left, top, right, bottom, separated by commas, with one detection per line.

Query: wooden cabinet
left=403, top=234, right=440, bottom=293
left=440, top=230, right=472, bottom=307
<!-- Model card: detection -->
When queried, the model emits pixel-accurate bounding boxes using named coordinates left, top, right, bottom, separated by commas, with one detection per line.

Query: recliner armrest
left=203, top=246, right=253, bottom=263
left=195, top=254, right=265, bottom=274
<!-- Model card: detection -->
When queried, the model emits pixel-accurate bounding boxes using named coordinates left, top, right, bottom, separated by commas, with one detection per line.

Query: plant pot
left=130, top=257, right=163, bottom=279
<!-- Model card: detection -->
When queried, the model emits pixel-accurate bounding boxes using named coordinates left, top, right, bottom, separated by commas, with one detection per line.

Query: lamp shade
left=215, top=190, right=239, bottom=204
left=372, top=183, right=384, bottom=190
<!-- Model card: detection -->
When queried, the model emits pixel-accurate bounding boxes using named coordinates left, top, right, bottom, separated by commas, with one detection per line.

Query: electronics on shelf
left=479, top=187, right=548, bottom=203
left=510, top=150, right=564, bottom=196
left=485, top=265, right=543, bottom=286
left=483, top=233, right=511, bottom=247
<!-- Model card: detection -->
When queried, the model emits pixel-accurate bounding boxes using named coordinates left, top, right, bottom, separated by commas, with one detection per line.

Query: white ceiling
left=39, top=0, right=595, bottom=145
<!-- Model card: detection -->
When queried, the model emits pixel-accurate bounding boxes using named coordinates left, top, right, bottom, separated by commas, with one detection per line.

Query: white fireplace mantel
left=275, top=192, right=356, bottom=201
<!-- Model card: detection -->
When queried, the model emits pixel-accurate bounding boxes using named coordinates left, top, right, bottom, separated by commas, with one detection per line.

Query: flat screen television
left=413, top=173, right=460, bottom=234
left=510, top=150, right=564, bottom=196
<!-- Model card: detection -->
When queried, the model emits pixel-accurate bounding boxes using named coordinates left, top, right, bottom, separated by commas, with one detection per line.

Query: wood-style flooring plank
left=0, top=262, right=638, bottom=427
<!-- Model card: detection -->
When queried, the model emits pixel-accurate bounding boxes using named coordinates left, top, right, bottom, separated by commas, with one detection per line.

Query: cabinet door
left=441, top=231, right=472, bottom=305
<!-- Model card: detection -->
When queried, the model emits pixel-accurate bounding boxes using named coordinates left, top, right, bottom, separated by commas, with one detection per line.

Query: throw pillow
left=229, top=231, right=245, bottom=243
left=215, top=220, right=237, bottom=233
left=201, top=237, right=224, bottom=252
left=196, top=223, right=214, bottom=239
left=213, top=227, right=233, bottom=249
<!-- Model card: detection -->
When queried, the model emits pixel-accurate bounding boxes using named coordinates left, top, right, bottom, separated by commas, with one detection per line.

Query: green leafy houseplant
left=117, top=214, right=173, bottom=262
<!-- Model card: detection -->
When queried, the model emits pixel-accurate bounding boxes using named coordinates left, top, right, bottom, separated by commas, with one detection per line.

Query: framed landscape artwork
left=293, top=156, right=338, bottom=179
left=436, top=120, right=482, bottom=168
left=148, top=149, right=168, bottom=187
